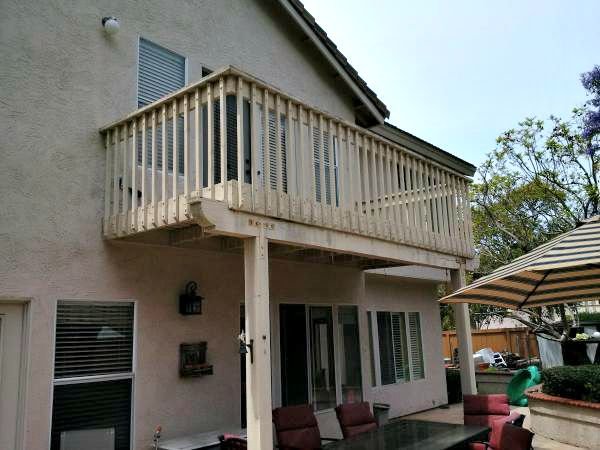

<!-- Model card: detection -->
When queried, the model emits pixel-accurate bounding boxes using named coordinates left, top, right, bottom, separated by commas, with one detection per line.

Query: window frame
left=276, top=302, right=363, bottom=414
left=49, top=299, right=137, bottom=450
left=368, top=309, right=426, bottom=388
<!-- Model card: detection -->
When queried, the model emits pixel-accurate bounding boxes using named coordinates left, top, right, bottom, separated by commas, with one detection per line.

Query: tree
left=442, top=66, right=600, bottom=336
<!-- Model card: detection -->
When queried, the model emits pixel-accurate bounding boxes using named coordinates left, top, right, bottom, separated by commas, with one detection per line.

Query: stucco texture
left=0, top=1, right=446, bottom=449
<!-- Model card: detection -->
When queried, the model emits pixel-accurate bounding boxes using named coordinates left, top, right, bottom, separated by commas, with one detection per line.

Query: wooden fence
left=442, top=327, right=539, bottom=360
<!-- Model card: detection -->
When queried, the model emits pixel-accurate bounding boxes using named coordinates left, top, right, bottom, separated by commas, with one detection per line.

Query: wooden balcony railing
left=100, top=66, right=474, bottom=258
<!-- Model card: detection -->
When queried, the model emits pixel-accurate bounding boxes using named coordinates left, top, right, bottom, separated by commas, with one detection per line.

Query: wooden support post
left=244, top=230, right=273, bottom=450
left=236, top=78, right=244, bottom=208
left=220, top=77, right=227, bottom=201
left=194, top=88, right=202, bottom=194
left=131, top=120, right=137, bottom=226
left=183, top=94, right=190, bottom=198
left=263, top=89, right=271, bottom=213
left=450, top=263, right=477, bottom=395
left=207, top=83, right=214, bottom=199
left=104, top=131, right=112, bottom=233
left=161, top=104, right=167, bottom=205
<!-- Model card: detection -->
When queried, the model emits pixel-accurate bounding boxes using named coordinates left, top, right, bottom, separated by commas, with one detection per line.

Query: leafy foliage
left=542, top=365, right=600, bottom=403
left=453, top=67, right=600, bottom=332
left=577, top=311, right=600, bottom=323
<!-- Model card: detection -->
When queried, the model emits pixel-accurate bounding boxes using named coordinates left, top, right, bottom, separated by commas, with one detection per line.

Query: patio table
left=158, top=427, right=246, bottom=450
left=323, top=420, right=489, bottom=450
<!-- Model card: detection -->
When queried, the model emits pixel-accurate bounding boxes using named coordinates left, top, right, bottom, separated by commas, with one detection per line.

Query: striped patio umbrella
left=440, top=215, right=600, bottom=309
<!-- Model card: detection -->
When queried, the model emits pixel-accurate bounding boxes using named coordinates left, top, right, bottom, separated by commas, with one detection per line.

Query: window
left=337, top=306, right=362, bottom=402
left=279, top=304, right=362, bottom=411
left=369, top=311, right=425, bottom=386
left=51, top=301, right=135, bottom=450
left=309, top=306, right=336, bottom=410
left=137, top=37, right=186, bottom=174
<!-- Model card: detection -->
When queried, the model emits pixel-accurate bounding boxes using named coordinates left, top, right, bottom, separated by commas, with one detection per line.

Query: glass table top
left=324, top=420, right=490, bottom=450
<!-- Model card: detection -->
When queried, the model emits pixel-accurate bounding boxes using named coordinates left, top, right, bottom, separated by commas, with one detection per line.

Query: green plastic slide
left=507, top=366, right=541, bottom=406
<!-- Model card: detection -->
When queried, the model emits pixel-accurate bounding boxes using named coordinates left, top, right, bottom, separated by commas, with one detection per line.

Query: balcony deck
left=100, top=66, right=474, bottom=269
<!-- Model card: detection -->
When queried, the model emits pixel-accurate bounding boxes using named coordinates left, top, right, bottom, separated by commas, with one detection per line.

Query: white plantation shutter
left=408, top=312, right=425, bottom=380
left=372, top=311, right=426, bottom=386
left=391, top=312, right=410, bottom=382
left=312, top=128, right=332, bottom=204
left=259, top=106, right=287, bottom=191
left=54, top=302, right=134, bottom=378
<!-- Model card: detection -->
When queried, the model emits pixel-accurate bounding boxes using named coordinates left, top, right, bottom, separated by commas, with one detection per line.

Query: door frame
left=0, top=297, right=32, bottom=450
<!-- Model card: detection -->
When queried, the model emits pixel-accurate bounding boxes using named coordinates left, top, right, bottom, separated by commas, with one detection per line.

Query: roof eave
left=278, top=0, right=389, bottom=124
left=372, top=123, right=477, bottom=177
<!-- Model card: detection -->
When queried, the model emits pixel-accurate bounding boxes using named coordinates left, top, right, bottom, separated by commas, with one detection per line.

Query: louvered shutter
left=313, top=128, right=332, bottom=204
left=259, top=107, right=287, bottom=191
left=137, top=38, right=186, bottom=174
left=54, top=302, right=134, bottom=378
left=408, top=312, right=425, bottom=380
left=391, top=312, right=410, bottom=382
left=376, top=312, right=395, bottom=385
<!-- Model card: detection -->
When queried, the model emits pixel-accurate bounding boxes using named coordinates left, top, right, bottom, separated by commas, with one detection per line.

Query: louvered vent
left=138, top=38, right=185, bottom=107
left=408, top=312, right=425, bottom=380
left=54, top=302, right=134, bottom=378
left=137, top=38, right=186, bottom=174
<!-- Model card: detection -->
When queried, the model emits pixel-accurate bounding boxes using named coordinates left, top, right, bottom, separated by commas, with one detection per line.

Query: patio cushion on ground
left=468, top=411, right=522, bottom=450
left=498, top=423, right=534, bottom=450
left=218, top=434, right=247, bottom=450
left=464, top=394, right=511, bottom=427
left=335, top=402, right=378, bottom=438
left=272, top=404, right=322, bottom=450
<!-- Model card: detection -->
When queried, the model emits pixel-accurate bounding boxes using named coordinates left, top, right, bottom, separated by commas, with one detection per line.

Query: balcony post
left=450, top=263, right=477, bottom=395
left=244, top=228, right=273, bottom=450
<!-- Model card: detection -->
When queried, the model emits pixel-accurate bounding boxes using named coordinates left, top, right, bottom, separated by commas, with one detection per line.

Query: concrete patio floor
left=402, top=403, right=586, bottom=450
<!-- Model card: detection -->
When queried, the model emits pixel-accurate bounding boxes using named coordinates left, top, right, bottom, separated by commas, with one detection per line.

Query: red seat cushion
left=498, top=423, right=534, bottom=450
left=464, top=394, right=510, bottom=416
left=469, top=443, right=486, bottom=450
left=464, top=394, right=511, bottom=427
left=468, top=412, right=522, bottom=450
left=273, top=405, right=321, bottom=450
left=335, top=402, right=378, bottom=439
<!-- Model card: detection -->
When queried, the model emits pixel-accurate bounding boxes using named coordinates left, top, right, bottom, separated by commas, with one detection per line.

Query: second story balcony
left=100, top=66, right=474, bottom=263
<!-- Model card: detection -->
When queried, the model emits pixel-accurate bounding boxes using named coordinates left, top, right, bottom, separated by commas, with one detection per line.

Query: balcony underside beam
left=190, top=198, right=475, bottom=271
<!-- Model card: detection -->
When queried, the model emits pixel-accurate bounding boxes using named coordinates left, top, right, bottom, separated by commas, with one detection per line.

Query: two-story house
left=0, top=1, right=478, bottom=449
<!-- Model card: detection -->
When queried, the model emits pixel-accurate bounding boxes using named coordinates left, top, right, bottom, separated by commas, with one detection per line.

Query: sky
left=300, top=0, right=600, bottom=169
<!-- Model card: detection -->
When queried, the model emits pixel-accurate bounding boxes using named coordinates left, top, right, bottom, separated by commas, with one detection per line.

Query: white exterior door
left=0, top=303, right=27, bottom=450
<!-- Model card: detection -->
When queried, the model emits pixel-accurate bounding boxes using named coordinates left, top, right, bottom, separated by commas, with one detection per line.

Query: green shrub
left=578, top=311, right=600, bottom=323
left=541, top=365, right=600, bottom=403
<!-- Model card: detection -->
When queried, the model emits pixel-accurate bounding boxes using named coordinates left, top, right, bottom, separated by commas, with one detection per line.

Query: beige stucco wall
left=0, top=2, right=357, bottom=445
left=364, top=274, right=448, bottom=418
left=0, top=1, right=448, bottom=449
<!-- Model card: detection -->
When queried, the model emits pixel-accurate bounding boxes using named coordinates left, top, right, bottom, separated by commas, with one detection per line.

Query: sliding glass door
left=279, top=304, right=362, bottom=412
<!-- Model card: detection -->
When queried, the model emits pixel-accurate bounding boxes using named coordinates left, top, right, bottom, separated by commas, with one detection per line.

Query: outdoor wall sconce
left=179, top=281, right=203, bottom=315
left=239, top=331, right=254, bottom=364
left=101, top=16, right=120, bottom=35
